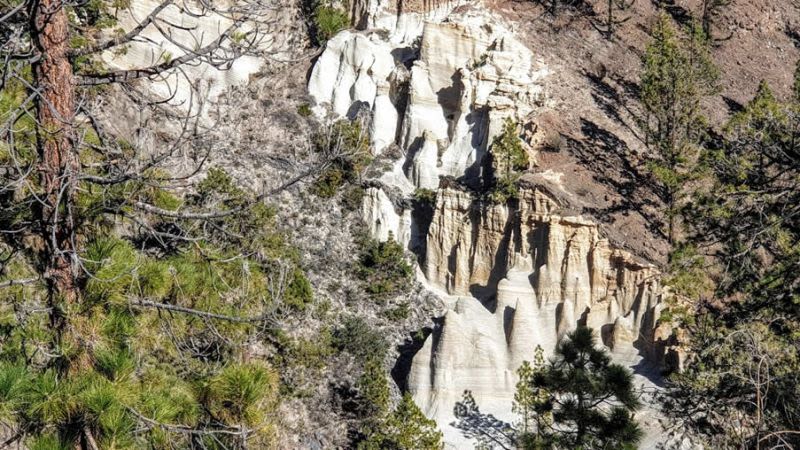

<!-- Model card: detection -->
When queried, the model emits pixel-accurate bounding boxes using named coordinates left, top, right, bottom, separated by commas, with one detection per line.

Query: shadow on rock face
left=451, top=390, right=516, bottom=449
left=391, top=321, right=439, bottom=392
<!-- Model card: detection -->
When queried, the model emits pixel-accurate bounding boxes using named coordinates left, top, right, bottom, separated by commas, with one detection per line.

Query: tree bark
left=30, top=0, right=79, bottom=303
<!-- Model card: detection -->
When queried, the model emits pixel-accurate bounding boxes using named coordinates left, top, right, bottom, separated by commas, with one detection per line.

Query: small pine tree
left=356, top=234, right=413, bottom=299
left=640, top=14, right=719, bottom=244
left=538, top=327, right=642, bottom=448
left=488, top=118, right=528, bottom=203
left=357, top=358, right=390, bottom=418
left=513, top=345, right=553, bottom=449
left=491, top=118, right=529, bottom=180
left=383, top=394, right=444, bottom=450
left=356, top=360, right=442, bottom=449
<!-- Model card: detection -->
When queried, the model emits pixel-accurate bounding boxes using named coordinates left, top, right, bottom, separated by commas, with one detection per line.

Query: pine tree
left=513, top=346, right=553, bottom=449
left=640, top=14, right=718, bottom=244
left=664, top=74, right=800, bottom=448
left=537, top=327, right=642, bottom=448
left=0, top=2, right=327, bottom=448
left=488, top=118, right=528, bottom=203
left=491, top=118, right=529, bottom=180
left=357, top=358, right=391, bottom=418
left=356, top=359, right=442, bottom=449
left=383, top=394, right=443, bottom=450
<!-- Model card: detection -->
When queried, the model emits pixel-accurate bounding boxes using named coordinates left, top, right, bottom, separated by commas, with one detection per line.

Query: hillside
left=1, top=0, right=799, bottom=449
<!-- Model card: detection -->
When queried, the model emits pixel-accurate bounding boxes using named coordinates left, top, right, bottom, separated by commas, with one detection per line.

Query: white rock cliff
left=409, top=186, right=663, bottom=445
left=308, top=2, right=667, bottom=447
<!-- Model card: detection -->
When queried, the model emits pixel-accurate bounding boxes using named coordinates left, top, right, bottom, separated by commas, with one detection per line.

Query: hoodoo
left=308, top=1, right=669, bottom=446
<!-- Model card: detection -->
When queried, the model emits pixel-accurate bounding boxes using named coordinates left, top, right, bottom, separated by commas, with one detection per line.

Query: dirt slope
left=487, top=0, right=800, bottom=264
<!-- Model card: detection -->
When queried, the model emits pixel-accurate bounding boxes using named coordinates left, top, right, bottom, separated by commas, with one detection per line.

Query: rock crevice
left=410, top=186, right=663, bottom=435
left=307, top=2, right=666, bottom=446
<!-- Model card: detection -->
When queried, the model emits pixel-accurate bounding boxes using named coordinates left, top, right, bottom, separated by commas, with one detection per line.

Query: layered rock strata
left=409, top=186, right=663, bottom=433
left=308, top=2, right=668, bottom=447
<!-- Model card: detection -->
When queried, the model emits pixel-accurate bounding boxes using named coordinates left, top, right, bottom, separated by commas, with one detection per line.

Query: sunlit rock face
left=400, top=18, right=546, bottom=182
left=308, top=2, right=669, bottom=448
left=409, top=186, right=663, bottom=442
left=103, top=1, right=300, bottom=112
left=308, top=2, right=547, bottom=250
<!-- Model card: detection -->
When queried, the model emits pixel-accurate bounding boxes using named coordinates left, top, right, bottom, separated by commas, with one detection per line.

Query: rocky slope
left=99, top=0, right=800, bottom=446
left=308, top=1, right=673, bottom=446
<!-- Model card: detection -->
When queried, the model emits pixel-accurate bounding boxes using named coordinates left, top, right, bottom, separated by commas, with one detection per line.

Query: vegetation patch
left=311, top=1, right=350, bottom=45
left=312, top=119, right=371, bottom=198
left=356, top=235, right=413, bottom=300
left=486, top=118, right=528, bottom=204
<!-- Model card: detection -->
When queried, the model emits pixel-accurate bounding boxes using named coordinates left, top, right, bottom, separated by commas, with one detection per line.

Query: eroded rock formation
left=308, top=1, right=668, bottom=447
left=410, top=185, right=663, bottom=431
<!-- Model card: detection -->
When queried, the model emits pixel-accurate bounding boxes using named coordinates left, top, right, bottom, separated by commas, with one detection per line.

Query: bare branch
left=70, top=0, right=175, bottom=58
left=127, top=406, right=251, bottom=437
left=130, top=298, right=271, bottom=324
left=0, top=277, right=39, bottom=289
left=75, top=18, right=245, bottom=86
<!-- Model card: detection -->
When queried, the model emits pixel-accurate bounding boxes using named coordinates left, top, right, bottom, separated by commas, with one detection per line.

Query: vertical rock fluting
left=306, top=2, right=668, bottom=446
left=308, top=5, right=548, bottom=252
left=409, top=186, right=663, bottom=437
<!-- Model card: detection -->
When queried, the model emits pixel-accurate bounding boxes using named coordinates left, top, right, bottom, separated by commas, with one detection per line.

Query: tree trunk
left=702, top=0, right=712, bottom=40
left=30, top=0, right=79, bottom=303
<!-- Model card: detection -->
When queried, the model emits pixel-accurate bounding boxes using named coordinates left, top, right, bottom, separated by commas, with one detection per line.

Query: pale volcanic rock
left=409, top=131, right=441, bottom=189
left=409, top=186, right=664, bottom=443
left=307, top=3, right=671, bottom=448
left=361, top=186, right=414, bottom=247
left=308, top=31, right=398, bottom=120
left=309, top=3, right=546, bottom=176
left=401, top=17, right=547, bottom=181
left=104, top=1, right=300, bottom=113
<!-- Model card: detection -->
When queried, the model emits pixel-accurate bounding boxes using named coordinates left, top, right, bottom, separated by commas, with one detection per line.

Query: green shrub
left=341, top=185, right=365, bottom=211
left=312, top=119, right=371, bottom=198
left=331, top=316, right=388, bottom=362
left=357, top=236, right=412, bottom=299
left=83, top=238, right=138, bottom=306
left=381, top=303, right=410, bottom=321
left=297, top=103, right=312, bottom=117
left=314, top=5, right=349, bottom=44
left=313, top=167, right=345, bottom=198
left=412, top=188, right=437, bottom=205
left=283, top=268, right=314, bottom=310
left=487, top=174, right=521, bottom=204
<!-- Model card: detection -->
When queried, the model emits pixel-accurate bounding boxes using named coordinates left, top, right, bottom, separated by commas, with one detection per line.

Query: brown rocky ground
left=490, top=0, right=800, bottom=265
